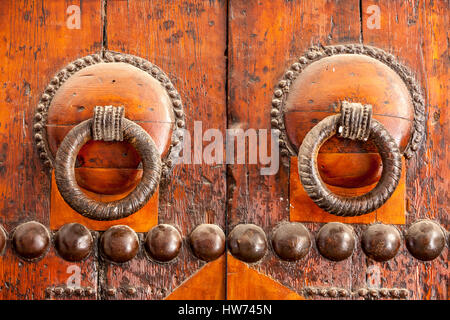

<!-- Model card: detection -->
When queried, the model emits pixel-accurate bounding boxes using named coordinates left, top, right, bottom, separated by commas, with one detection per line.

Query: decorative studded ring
left=55, top=112, right=162, bottom=221
left=298, top=109, right=402, bottom=217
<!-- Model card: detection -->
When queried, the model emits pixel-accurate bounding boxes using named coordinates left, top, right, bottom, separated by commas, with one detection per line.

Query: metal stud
left=228, top=224, right=267, bottom=263
left=100, top=225, right=139, bottom=263
left=271, top=223, right=311, bottom=261
left=74, top=287, right=84, bottom=296
left=55, top=223, right=93, bottom=262
left=144, top=224, right=182, bottom=262
left=126, top=287, right=137, bottom=296
left=54, top=287, right=64, bottom=296
left=12, top=221, right=50, bottom=260
left=106, top=287, right=116, bottom=297
left=405, top=220, right=445, bottom=261
left=361, top=224, right=401, bottom=262
left=316, top=222, right=355, bottom=261
left=189, top=224, right=225, bottom=262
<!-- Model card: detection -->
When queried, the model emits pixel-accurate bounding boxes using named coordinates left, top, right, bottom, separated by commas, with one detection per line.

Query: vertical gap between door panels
left=359, top=0, right=364, bottom=43
left=97, top=0, right=108, bottom=299
left=224, top=0, right=230, bottom=301
left=101, top=0, right=108, bottom=54
left=357, top=0, right=364, bottom=297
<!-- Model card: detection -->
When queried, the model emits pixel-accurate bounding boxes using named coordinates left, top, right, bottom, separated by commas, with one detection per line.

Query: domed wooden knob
left=277, top=45, right=424, bottom=188
left=189, top=224, right=225, bottom=262
left=100, top=225, right=139, bottom=263
left=145, top=224, right=182, bottom=262
left=405, top=220, right=445, bottom=261
left=361, top=224, right=401, bottom=262
left=12, top=221, right=50, bottom=260
left=228, top=224, right=267, bottom=263
left=35, top=52, right=184, bottom=195
left=316, top=222, right=355, bottom=261
left=272, top=223, right=311, bottom=261
left=55, top=223, right=93, bottom=262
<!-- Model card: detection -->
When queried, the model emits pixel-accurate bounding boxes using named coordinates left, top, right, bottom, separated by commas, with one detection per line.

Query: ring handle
left=298, top=102, right=402, bottom=217
left=55, top=107, right=162, bottom=221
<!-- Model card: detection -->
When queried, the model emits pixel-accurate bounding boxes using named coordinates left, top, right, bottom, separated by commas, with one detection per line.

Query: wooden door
left=0, top=0, right=447, bottom=300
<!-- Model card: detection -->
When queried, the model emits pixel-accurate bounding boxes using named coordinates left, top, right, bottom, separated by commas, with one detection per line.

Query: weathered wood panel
left=227, top=0, right=447, bottom=300
left=227, top=0, right=365, bottom=299
left=101, top=0, right=227, bottom=299
left=359, top=0, right=448, bottom=300
left=0, top=0, right=102, bottom=299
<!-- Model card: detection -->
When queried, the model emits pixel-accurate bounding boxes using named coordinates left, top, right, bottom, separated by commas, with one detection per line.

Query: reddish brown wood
left=165, top=255, right=226, bottom=300
left=284, top=54, right=414, bottom=152
left=0, top=0, right=102, bottom=299
left=290, top=156, right=406, bottom=224
left=50, top=172, right=158, bottom=232
left=0, top=0, right=446, bottom=301
left=228, top=0, right=447, bottom=301
left=317, top=153, right=382, bottom=188
left=227, top=254, right=306, bottom=300
left=228, top=0, right=365, bottom=300
left=359, top=0, right=448, bottom=300
left=46, top=62, right=174, bottom=194
left=101, top=0, right=227, bottom=299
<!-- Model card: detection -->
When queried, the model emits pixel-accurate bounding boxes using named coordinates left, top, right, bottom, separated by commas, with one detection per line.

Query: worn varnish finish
left=359, top=0, right=448, bottom=300
left=228, top=0, right=447, bottom=300
left=101, top=0, right=227, bottom=299
left=0, top=0, right=101, bottom=299
left=228, top=0, right=366, bottom=299
left=0, top=0, right=447, bottom=300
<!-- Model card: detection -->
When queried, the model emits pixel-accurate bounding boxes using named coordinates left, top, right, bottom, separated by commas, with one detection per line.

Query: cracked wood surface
left=0, top=0, right=447, bottom=300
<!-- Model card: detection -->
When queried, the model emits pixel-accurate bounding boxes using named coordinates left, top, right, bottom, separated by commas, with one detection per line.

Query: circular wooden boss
left=46, top=62, right=174, bottom=194
left=284, top=54, right=414, bottom=188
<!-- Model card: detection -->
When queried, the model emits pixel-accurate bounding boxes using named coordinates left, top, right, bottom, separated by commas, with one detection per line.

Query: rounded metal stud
left=405, top=220, right=445, bottom=261
left=55, top=223, right=93, bottom=262
left=74, top=287, right=84, bottom=296
left=228, top=224, right=267, bottom=263
left=316, top=222, right=355, bottom=261
left=271, top=223, right=311, bottom=261
left=189, top=224, right=225, bottom=262
left=144, top=224, right=182, bottom=262
left=12, top=221, right=50, bottom=260
left=106, top=287, right=116, bottom=297
left=358, top=288, right=368, bottom=298
left=0, top=225, right=6, bottom=255
left=54, top=287, right=64, bottom=296
left=126, top=287, right=137, bottom=296
left=361, top=224, right=401, bottom=262
left=100, top=225, right=139, bottom=263
left=85, top=287, right=95, bottom=296
left=65, top=287, right=74, bottom=296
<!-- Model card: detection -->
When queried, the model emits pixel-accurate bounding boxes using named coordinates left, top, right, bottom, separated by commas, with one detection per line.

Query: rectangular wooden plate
left=290, top=156, right=406, bottom=224
left=50, top=170, right=158, bottom=232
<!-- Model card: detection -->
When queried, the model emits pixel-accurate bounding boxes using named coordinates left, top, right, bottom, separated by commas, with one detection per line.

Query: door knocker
left=272, top=44, right=425, bottom=217
left=34, top=51, right=185, bottom=221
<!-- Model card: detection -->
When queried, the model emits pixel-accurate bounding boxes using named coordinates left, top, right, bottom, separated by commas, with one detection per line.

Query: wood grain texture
left=284, top=54, right=414, bottom=152
left=290, top=156, right=406, bottom=224
left=227, top=0, right=366, bottom=300
left=46, top=62, right=174, bottom=194
left=0, top=0, right=102, bottom=299
left=101, top=0, right=227, bottom=299
left=165, top=254, right=226, bottom=300
left=227, top=0, right=447, bottom=300
left=50, top=171, right=158, bottom=232
left=359, top=0, right=448, bottom=300
left=317, top=153, right=383, bottom=188
left=227, top=254, right=305, bottom=300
